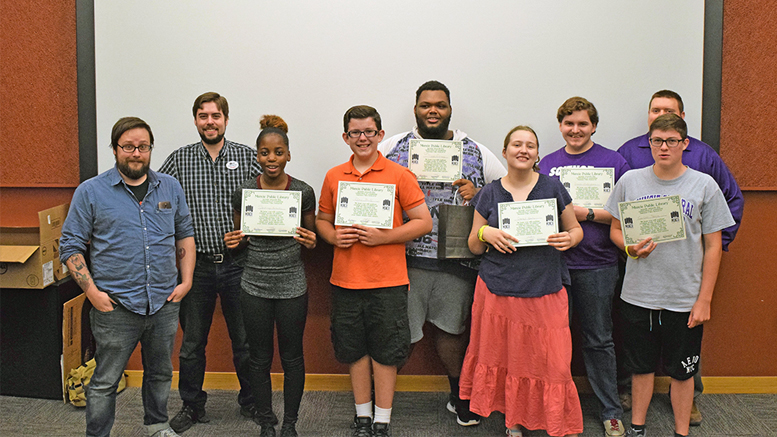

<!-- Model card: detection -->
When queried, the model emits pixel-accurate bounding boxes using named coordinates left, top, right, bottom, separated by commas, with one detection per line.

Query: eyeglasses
left=118, top=144, right=153, bottom=153
left=648, top=137, right=684, bottom=148
left=346, top=129, right=379, bottom=138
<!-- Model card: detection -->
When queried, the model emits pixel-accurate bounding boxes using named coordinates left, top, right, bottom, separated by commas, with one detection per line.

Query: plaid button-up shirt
left=159, top=139, right=261, bottom=254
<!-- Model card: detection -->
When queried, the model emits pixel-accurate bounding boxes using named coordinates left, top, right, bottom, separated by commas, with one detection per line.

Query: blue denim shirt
left=60, top=166, right=194, bottom=315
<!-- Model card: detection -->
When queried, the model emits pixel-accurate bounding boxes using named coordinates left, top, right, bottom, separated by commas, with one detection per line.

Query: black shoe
left=251, top=410, right=279, bottom=428
left=373, top=422, right=391, bottom=437
left=446, top=396, right=481, bottom=426
left=351, top=415, right=373, bottom=437
left=170, top=404, right=209, bottom=433
left=259, top=424, right=276, bottom=437
left=280, top=422, right=298, bottom=437
left=241, top=403, right=258, bottom=418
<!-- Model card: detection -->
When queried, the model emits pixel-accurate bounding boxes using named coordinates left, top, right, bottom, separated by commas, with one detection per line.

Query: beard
left=415, top=113, right=452, bottom=139
left=117, top=158, right=150, bottom=180
left=200, top=132, right=225, bottom=145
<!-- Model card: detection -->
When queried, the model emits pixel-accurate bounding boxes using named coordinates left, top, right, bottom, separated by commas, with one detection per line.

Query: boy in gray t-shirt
left=604, top=114, right=734, bottom=437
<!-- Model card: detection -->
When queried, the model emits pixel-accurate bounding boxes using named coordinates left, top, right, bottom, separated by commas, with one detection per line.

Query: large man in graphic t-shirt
left=379, top=81, right=506, bottom=427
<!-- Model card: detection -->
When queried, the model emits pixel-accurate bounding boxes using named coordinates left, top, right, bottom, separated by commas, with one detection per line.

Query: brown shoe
left=619, top=392, right=632, bottom=412
left=690, top=400, right=702, bottom=426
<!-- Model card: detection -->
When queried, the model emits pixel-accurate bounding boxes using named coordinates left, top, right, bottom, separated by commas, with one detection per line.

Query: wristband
left=477, top=225, right=488, bottom=243
left=625, top=246, right=639, bottom=259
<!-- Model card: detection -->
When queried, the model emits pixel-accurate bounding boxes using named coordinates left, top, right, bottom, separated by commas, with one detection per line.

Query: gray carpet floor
left=2, top=389, right=776, bottom=436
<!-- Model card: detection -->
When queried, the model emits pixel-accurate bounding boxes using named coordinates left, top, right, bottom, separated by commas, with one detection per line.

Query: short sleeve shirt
left=319, top=152, right=426, bottom=289
left=473, top=174, right=572, bottom=298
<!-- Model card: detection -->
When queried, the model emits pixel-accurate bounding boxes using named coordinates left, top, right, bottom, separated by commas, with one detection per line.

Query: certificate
left=408, top=139, right=463, bottom=182
left=618, top=195, right=686, bottom=245
left=498, top=198, right=558, bottom=247
left=334, top=181, right=396, bottom=229
left=240, top=189, right=302, bottom=236
left=558, top=167, right=614, bottom=208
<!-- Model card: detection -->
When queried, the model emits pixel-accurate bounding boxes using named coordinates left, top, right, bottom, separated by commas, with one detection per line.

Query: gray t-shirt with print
left=605, top=167, right=735, bottom=312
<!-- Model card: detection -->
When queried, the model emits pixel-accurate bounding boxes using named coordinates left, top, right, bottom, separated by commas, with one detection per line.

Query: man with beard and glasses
left=60, top=117, right=195, bottom=437
left=159, top=92, right=261, bottom=433
left=379, top=80, right=506, bottom=427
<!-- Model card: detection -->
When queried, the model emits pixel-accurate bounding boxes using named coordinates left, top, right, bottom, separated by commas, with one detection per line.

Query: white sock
left=355, top=401, right=373, bottom=419
left=374, top=405, right=392, bottom=424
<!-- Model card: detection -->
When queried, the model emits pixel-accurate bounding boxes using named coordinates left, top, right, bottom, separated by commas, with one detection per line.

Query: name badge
left=226, top=161, right=239, bottom=170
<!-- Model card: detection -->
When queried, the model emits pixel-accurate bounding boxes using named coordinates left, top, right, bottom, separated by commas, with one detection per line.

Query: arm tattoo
left=67, top=254, right=92, bottom=290
left=177, top=247, right=186, bottom=260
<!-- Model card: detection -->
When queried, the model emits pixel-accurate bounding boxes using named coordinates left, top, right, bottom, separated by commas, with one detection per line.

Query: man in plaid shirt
left=159, top=92, right=262, bottom=433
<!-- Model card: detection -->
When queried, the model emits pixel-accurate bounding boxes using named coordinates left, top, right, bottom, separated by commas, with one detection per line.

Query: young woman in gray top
left=225, top=115, right=317, bottom=437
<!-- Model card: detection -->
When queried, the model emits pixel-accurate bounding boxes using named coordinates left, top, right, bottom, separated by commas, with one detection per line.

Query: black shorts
left=621, top=301, right=703, bottom=380
left=330, top=285, right=410, bottom=367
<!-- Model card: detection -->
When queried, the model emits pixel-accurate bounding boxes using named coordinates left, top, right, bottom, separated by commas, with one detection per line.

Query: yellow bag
left=66, top=359, right=127, bottom=407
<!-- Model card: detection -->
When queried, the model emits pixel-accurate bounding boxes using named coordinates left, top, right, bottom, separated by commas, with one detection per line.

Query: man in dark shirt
left=60, top=116, right=195, bottom=437
left=159, top=92, right=261, bottom=433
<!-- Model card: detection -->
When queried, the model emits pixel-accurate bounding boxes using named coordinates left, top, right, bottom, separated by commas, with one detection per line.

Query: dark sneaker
left=625, top=427, right=646, bottom=437
left=170, top=404, right=209, bottom=433
left=252, top=410, right=279, bottom=428
left=259, top=424, right=276, bottom=437
left=280, top=422, right=298, bottom=437
left=241, top=403, right=258, bottom=418
left=446, top=396, right=481, bottom=426
left=351, top=415, right=373, bottom=437
left=373, top=422, right=391, bottom=437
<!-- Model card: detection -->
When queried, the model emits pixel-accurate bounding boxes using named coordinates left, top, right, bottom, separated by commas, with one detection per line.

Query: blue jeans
left=177, top=256, right=253, bottom=409
left=568, top=266, right=623, bottom=421
left=87, top=301, right=180, bottom=437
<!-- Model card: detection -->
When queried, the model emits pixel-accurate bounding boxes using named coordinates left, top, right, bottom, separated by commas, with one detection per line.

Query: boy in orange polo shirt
left=317, top=105, right=432, bottom=437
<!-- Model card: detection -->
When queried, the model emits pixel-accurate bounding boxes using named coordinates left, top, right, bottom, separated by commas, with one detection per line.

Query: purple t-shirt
left=473, top=174, right=572, bottom=298
left=618, top=133, right=743, bottom=251
left=539, top=143, right=630, bottom=269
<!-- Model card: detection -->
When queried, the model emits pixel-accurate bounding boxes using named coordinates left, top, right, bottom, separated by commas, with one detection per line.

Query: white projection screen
left=95, top=1, right=705, bottom=192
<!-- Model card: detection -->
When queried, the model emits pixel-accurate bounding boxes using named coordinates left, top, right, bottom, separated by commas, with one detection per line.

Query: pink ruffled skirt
left=459, top=277, right=583, bottom=436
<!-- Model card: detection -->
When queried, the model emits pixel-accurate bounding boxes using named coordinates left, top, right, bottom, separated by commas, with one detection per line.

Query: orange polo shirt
left=319, top=152, right=426, bottom=289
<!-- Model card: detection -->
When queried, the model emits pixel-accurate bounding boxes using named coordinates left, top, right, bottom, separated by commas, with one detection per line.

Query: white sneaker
left=506, top=426, right=524, bottom=437
left=604, top=419, right=625, bottom=437
left=150, top=427, right=181, bottom=437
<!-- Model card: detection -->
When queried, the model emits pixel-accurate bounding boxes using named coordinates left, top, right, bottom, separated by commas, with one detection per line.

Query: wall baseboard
left=125, top=371, right=777, bottom=394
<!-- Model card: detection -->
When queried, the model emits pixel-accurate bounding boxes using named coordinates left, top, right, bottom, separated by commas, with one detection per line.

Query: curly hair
left=259, top=114, right=289, bottom=133
left=257, top=114, right=290, bottom=148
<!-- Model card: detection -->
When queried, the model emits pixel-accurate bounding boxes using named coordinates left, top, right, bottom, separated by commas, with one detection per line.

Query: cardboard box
left=0, top=204, right=69, bottom=289
left=62, top=292, right=90, bottom=402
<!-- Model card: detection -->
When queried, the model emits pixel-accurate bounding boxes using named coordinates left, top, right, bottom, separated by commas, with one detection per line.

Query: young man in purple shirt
left=617, top=90, right=744, bottom=425
left=618, top=90, right=743, bottom=252
left=539, top=97, right=630, bottom=437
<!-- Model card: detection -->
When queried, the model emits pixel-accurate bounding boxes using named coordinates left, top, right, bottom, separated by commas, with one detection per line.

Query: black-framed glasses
left=346, top=129, right=379, bottom=138
left=648, top=137, right=684, bottom=148
left=118, top=144, right=153, bottom=153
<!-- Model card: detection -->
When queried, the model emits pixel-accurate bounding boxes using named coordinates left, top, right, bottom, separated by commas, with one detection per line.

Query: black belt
left=197, top=252, right=225, bottom=263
